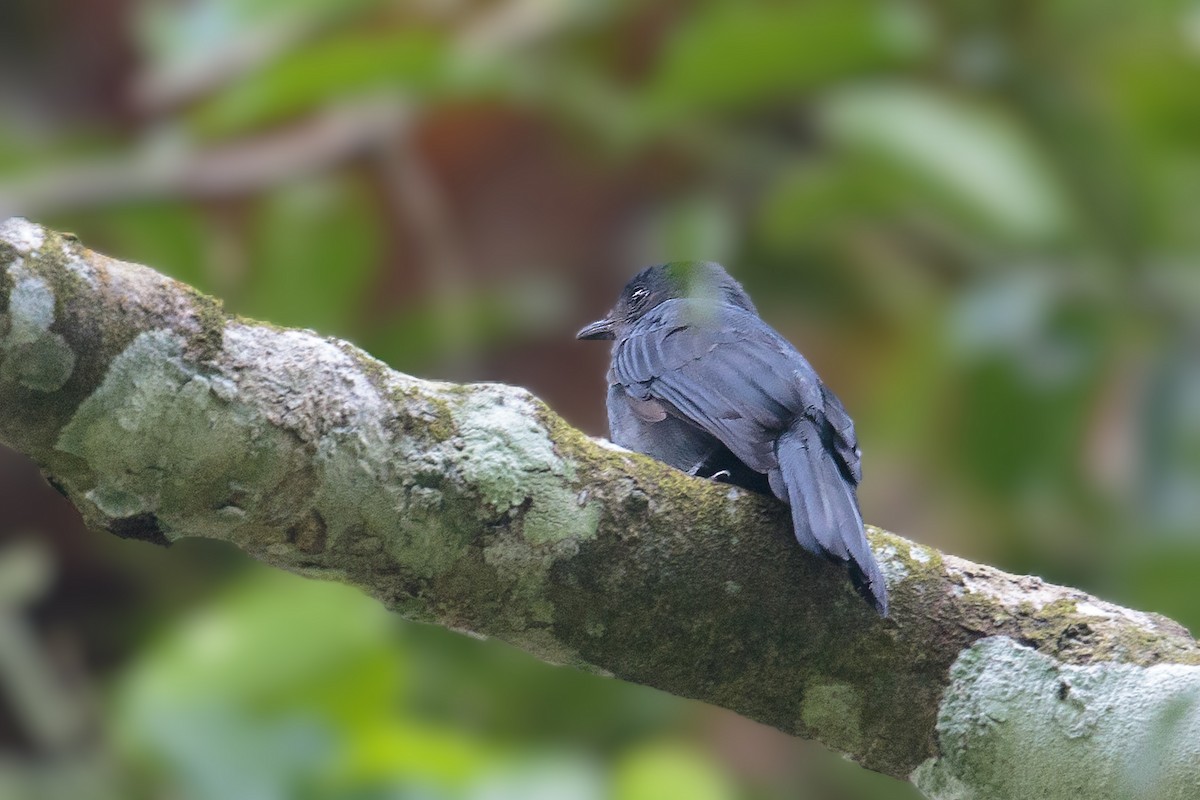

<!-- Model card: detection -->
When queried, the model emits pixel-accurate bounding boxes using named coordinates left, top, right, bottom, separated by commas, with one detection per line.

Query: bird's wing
left=817, top=383, right=862, bottom=485
left=612, top=300, right=846, bottom=474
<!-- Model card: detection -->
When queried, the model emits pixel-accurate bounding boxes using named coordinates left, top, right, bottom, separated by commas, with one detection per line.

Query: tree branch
left=1, top=219, right=1197, bottom=799
left=0, top=100, right=409, bottom=219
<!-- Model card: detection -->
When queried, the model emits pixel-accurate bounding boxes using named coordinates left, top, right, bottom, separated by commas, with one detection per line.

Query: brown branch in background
left=0, top=99, right=409, bottom=218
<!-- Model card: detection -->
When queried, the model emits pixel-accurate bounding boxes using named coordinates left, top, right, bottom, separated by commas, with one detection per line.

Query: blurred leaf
left=632, top=0, right=929, bottom=136
left=190, top=31, right=453, bottom=137
left=369, top=273, right=573, bottom=372
left=948, top=271, right=1059, bottom=361
left=114, top=571, right=400, bottom=799
left=757, top=159, right=885, bottom=250
left=467, top=756, right=604, bottom=800
left=820, top=83, right=1072, bottom=244
left=136, top=0, right=385, bottom=85
left=116, top=572, right=402, bottom=716
left=397, top=622, right=684, bottom=749
left=948, top=278, right=1109, bottom=497
left=1118, top=546, right=1200, bottom=633
left=613, top=742, right=734, bottom=800
left=113, top=571, right=520, bottom=799
left=0, top=751, right=129, bottom=800
left=1142, top=343, right=1200, bottom=535
left=240, top=176, right=381, bottom=337
left=344, top=721, right=498, bottom=790
left=655, top=193, right=737, bottom=263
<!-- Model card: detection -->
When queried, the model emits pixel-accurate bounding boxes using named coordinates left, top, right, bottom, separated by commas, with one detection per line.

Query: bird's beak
left=576, top=315, right=616, bottom=340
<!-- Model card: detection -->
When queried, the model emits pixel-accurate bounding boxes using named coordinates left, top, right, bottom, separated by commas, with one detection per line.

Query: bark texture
left=2, top=218, right=1198, bottom=799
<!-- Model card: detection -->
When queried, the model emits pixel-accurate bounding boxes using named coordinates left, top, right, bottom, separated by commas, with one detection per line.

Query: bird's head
left=576, top=261, right=755, bottom=340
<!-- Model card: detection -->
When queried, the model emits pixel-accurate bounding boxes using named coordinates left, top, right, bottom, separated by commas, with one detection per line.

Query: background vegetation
left=2, top=0, right=1199, bottom=797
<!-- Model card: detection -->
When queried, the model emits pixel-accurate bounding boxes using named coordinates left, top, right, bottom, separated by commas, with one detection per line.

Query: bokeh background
left=2, top=0, right=1199, bottom=798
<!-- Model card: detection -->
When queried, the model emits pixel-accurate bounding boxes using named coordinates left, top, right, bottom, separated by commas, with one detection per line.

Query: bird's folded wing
left=818, top=385, right=862, bottom=484
left=611, top=301, right=861, bottom=483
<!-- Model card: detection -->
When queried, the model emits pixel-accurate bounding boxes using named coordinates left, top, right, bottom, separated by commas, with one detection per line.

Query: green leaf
left=136, top=0, right=386, bottom=85
left=819, top=83, right=1072, bottom=244
left=613, top=742, right=734, bottom=800
left=632, top=0, right=929, bottom=136
left=191, top=31, right=453, bottom=137
left=240, top=175, right=381, bottom=338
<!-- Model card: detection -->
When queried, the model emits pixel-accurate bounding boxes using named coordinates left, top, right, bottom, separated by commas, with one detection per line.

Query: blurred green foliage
left=3, top=0, right=1200, bottom=797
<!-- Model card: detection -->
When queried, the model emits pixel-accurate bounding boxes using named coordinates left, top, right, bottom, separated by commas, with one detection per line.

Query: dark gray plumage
left=577, top=262, right=888, bottom=616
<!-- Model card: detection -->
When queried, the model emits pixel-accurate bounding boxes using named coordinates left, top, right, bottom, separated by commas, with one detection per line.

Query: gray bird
left=577, top=262, right=888, bottom=616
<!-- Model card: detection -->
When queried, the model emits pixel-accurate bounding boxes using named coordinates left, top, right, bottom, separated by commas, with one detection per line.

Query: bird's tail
left=771, top=419, right=889, bottom=616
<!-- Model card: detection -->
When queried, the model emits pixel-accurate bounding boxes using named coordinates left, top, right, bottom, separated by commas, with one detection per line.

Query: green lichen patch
left=5, top=269, right=54, bottom=343
left=945, top=561, right=1200, bottom=668
left=186, top=289, right=227, bottom=360
left=414, top=389, right=456, bottom=443
left=56, top=330, right=308, bottom=539
left=379, top=375, right=458, bottom=443
left=913, top=636, right=1200, bottom=800
left=211, top=325, right=473, bottom=583
left=6, top=335, right=76, bottom=392
left=1019, top=598, right=1200, bottom=667
left=870, top=526, right=944, bottom=595
left=450, top=386, right=600, bottom=546
left=0, top=268, right=76, bottom=392
left=481, top=524, right=589, bottom=631
left=531, top=397, right=645, bottom=480
left=374, top=480, right=473, bottom=581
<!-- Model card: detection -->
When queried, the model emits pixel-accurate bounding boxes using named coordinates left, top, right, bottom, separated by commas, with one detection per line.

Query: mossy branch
left=2, top=219, right=1198, bottom=799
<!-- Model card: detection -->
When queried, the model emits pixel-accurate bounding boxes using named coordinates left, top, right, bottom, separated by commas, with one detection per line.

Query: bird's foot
left=686, top=458, right=731, bottom=483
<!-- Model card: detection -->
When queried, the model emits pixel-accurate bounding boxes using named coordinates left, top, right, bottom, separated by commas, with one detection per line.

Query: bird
left=577, top=262, right=888, bottom=616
